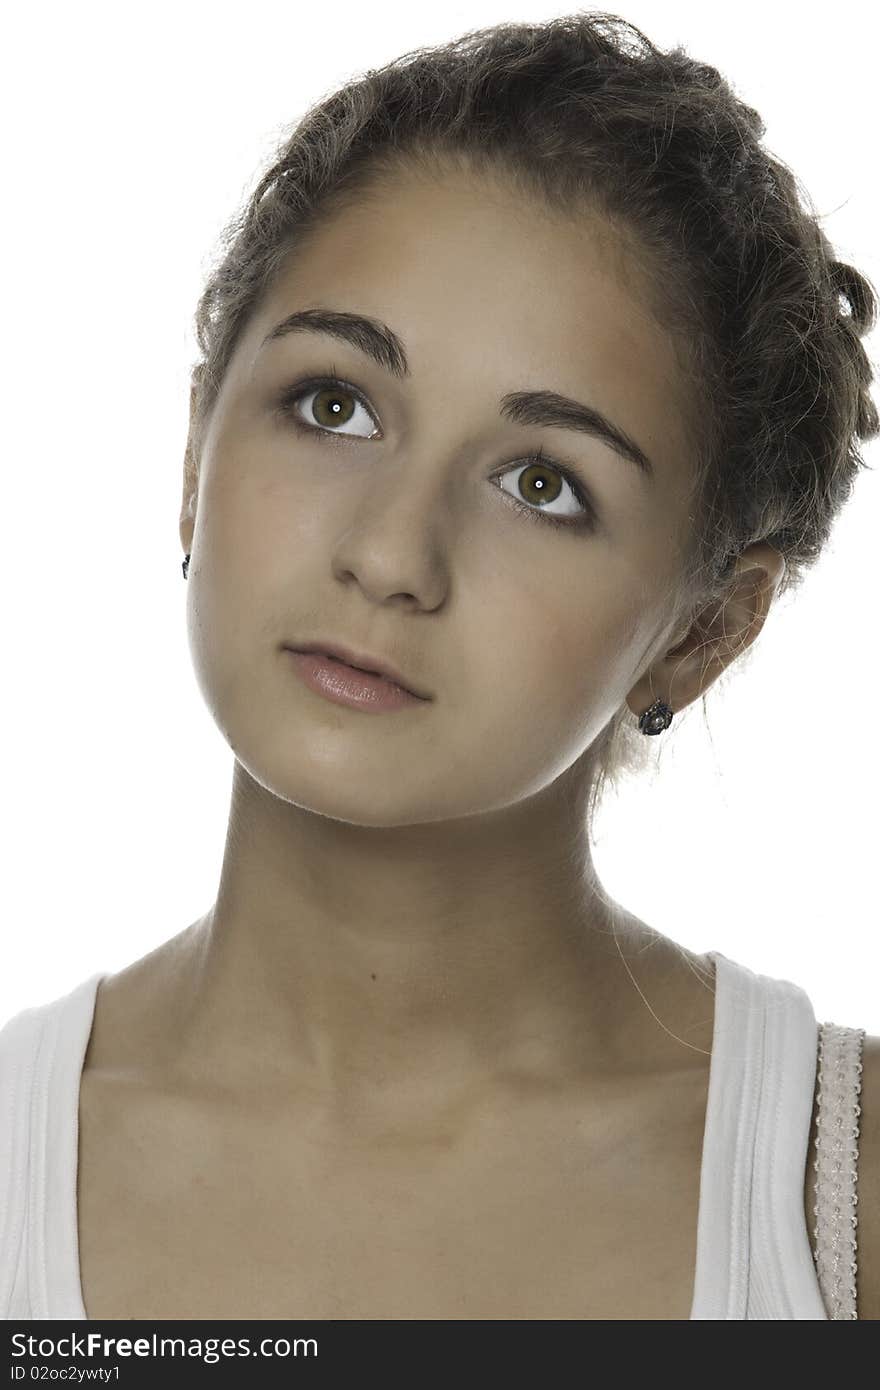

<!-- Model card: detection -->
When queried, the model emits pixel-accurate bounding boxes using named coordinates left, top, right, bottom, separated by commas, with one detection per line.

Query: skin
left=78, top=158, right=793, bottom=1318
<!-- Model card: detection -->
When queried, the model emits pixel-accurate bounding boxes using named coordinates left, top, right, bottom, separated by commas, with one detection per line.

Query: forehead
left=250, top=161, right=698, bottom=490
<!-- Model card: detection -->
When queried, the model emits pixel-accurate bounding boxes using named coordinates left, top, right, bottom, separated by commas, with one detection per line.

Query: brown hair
left=186, top=10, right=878, bottom=827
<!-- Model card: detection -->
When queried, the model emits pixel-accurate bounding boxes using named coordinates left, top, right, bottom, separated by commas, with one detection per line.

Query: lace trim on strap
left=812, top=1022, right=866, bottom=1319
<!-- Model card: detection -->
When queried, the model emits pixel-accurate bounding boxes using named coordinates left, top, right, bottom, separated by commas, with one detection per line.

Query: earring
left=638, top=697, right=674, bottom=735
left=182, top=552, right=190, bottom=579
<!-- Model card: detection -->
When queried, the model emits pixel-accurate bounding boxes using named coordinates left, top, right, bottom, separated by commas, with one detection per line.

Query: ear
left=179, top=381, right=200, bottom=558
left=626, top=542, right=787, bottom=721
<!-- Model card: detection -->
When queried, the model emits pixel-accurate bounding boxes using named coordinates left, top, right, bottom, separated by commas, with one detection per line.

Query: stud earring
left=638, top=697, right=674, bottom=735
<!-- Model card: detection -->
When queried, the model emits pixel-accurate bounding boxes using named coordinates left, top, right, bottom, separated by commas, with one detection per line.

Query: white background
left=3, top=1, right=877, bottom=1031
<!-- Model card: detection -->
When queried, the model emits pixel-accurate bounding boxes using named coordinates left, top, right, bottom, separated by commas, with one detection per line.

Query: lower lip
left=285, top=649, right=427, bottom=711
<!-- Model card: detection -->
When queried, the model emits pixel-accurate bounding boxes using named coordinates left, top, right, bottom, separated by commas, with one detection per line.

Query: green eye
left=279, top=376, right=380, bottom=438
left=495, top=451, right=596, bottom=531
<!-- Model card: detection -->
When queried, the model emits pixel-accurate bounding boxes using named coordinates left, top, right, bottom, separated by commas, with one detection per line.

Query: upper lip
left=286, top=639, right=432, bottom=699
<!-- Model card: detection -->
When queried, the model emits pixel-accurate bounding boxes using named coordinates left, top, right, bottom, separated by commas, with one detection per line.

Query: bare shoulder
left=857, top=1034, right=880, bottom=1320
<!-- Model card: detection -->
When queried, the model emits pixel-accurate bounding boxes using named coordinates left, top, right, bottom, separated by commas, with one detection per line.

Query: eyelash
left=274, top=371, right=598, bottom=533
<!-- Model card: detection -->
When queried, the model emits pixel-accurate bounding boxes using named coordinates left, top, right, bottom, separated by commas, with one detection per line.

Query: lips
left=285, top=641, right=431, bottom=700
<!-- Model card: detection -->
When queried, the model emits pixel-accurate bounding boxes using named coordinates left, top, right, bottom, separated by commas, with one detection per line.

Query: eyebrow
left=260, top=308, right=655, bottom=481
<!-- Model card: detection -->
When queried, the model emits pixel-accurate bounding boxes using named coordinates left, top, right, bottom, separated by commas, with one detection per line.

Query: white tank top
left=0, top=949, right=866, bottom=1320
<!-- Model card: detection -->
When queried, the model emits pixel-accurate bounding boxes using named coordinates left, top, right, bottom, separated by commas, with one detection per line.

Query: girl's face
left=181, top=162, right=698, bottom=827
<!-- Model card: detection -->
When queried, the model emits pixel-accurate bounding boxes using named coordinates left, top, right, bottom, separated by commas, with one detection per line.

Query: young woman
left=2, top=12, right=877, bottom=1320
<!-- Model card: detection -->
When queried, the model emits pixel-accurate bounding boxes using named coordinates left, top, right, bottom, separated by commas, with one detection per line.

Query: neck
left=121, top=760, right=711, bottom=1117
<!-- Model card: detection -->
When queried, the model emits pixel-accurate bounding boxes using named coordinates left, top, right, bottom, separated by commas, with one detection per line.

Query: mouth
left=283, top=641, right=431, bottom=701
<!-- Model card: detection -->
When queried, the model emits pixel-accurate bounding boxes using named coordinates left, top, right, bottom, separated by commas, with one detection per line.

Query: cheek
left=186, top=569, right=251, bottom=730
left=462, top=581, right=579, bottom=745
left=186, top=472, right=292, bottom=704
left=202, top=448, right=328, bottom=606
left=472, top=572, right=646, bottom=735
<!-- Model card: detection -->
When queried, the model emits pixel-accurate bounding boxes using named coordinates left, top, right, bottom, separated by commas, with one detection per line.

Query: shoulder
left=857, top=1034, right=880, bottom=1319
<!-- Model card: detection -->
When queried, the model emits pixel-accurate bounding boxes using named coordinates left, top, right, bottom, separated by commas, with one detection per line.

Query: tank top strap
left=811, top=1021, right=866, bottom=1319
left=691, top=950, right=829, bottom=1318
left=0, top=972, right=104, bottom=1319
